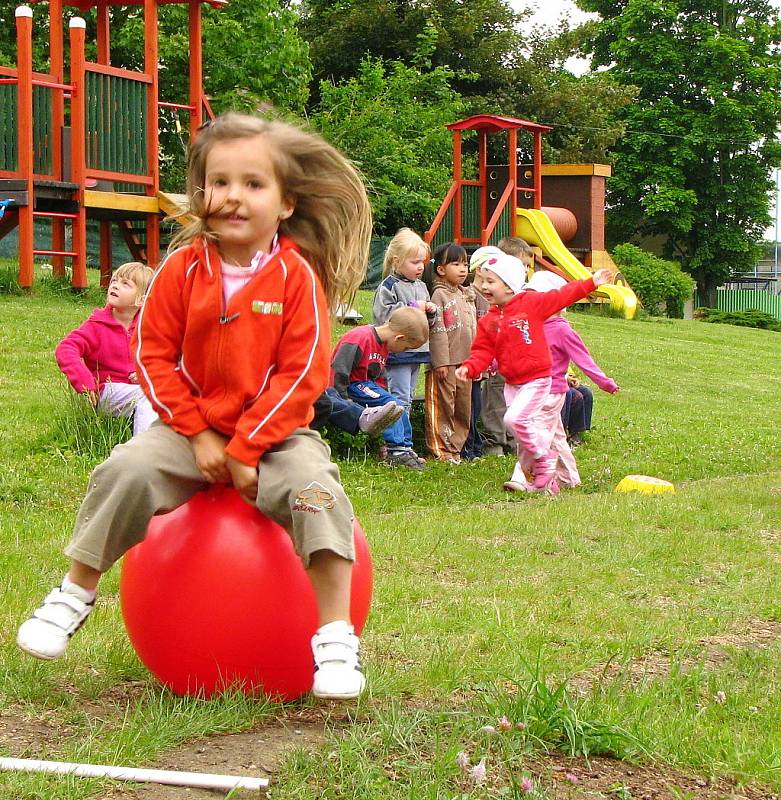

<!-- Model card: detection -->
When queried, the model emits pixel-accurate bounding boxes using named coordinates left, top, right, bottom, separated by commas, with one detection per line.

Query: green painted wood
left=0, top=84, right=17, bottom=172
left=32, top=84, right=52, bottom=176
left=84, top=71, right=148, bottom=178
left=461, top=184, right=481, bottom=239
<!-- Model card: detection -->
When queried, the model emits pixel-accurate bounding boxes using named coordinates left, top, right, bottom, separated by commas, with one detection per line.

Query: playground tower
left=424, top=114, right=637, bottom=318
left=0, top=0, right=218, bottom=288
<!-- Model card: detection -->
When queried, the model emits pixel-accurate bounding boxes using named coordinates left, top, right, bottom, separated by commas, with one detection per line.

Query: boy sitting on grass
left=55, top=262, right=157, bottom=437
left=331, top=306, right=429, bottom=470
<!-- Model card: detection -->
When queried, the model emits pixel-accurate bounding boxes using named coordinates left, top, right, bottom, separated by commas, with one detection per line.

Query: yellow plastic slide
left=515, top=208, right=638, bottom=319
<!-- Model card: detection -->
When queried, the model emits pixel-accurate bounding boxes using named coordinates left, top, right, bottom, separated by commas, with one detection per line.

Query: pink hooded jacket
left=55, top=305, right=137, bottom=393
left=544, top=315, right=618, bottom=395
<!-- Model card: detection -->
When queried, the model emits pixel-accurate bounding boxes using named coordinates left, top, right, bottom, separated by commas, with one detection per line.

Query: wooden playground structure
left=0, top=0, right=216, bottom=289
left=424, top=114, right=638, bottom=317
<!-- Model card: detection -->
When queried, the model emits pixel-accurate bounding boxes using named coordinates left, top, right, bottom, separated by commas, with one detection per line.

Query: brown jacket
left=428, top=279, right=477, bottom=368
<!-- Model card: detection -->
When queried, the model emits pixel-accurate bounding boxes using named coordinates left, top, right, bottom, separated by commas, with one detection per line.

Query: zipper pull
left=219, top=312, right=241, bottom=325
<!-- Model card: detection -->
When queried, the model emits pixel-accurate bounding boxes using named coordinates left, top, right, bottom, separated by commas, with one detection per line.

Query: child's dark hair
left=424, top=242, right=467, bottom=293
left=432, top=242, right=467, bottom=269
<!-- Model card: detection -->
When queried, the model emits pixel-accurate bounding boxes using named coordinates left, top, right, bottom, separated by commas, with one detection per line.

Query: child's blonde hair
left=112, top=261, right=154, bottom=304
left=382, top=227, right=430, bottom=278
left=170, top=112, right=372, bottom=310
left=387, top=306, right=429, bottom=349
left=498, top=236, right=534, bottom=261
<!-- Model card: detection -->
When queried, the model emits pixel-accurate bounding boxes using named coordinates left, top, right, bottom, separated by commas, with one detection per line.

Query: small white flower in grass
left=497, top=715, right=512, bottom=731
left=520, top=775, right=534, bottom=793
left=714, top=690, right=727, bottom=704
left=749, top=706, right=758, bottom=714
left=470, top=757, right=487, bottom=785
left=481, top=724, right=497, bottom=735
left=456, top=751, right=470, bottom=771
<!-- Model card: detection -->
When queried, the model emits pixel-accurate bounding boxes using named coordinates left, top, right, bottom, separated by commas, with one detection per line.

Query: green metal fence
left=695, top=288, right=781, bottom=320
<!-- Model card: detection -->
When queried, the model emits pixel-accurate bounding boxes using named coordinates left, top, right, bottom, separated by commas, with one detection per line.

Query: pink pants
left=506, top=389, right=580, bottom=489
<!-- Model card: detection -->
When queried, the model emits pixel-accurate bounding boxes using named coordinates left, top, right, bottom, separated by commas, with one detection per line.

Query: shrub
left=694, top=307, right=781, bottom=332
left=611, top=243, right=695, bottom=317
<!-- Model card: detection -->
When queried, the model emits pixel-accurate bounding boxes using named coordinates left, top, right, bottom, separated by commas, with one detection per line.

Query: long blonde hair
left=170, top=112, right=372, bottom=309
left=382, top=227, right=429, bottom=278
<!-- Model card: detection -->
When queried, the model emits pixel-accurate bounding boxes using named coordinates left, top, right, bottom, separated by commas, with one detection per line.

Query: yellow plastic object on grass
left=614, top=475, right=676, bottom=494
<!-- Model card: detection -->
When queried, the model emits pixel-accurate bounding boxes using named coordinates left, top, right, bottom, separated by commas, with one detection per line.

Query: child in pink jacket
left=56, top=262, right=156, bottom=436
left=503, top=270, right=619, bottom=491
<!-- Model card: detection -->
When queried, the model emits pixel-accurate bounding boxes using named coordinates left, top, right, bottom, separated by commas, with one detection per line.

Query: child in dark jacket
left=424, top=243, right=477, bottom=464
left=331, top=306, right=430, bottom=470
left=55, top=261, right=156, bottom=436
left=456, top=253, right=612, bottom=494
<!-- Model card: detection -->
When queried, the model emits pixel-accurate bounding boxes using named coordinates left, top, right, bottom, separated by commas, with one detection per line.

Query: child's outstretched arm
left=563, top=326, right=619, bottom=394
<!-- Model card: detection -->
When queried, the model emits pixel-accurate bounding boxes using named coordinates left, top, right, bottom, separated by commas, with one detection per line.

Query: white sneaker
left=358, top=401, right=404, bottom=436
left=311, top=621, right=366, bottom=700
left=17, top=583, right=95, bottom=660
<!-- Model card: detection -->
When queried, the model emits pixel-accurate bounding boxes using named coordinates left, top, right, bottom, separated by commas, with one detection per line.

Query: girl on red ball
left=17, top=113, right=372, bottom=700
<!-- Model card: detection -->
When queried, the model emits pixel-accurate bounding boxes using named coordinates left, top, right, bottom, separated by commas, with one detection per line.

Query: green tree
left=310, top=58, right=464, bottom=234
left=298, top=0, right=525, bottom=106
left=578, top=0, right=781, bottom=305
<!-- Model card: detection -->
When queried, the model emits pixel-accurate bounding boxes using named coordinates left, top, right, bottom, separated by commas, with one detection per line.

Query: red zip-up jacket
left=133, top=236, right=330, bottom=466
left=461, top=278, right=596, bottom=385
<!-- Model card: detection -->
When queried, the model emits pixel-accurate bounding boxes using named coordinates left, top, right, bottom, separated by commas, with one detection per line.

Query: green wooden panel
left=431, top=204, right=454, bottom=250
left=488, top=204, right=511, bottom=245
left=461, top=184, right=481, bottom=239
left=0, top=84, right=17, bottom=172
left=32, top=84, right=53, bottom=176
left=694, top=288, right=781, bottom=320
left=85, top=71, right=148, bottom=177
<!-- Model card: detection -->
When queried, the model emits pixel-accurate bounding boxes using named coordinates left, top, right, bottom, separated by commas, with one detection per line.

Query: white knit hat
left=469, top=246, right=504, bottom=273
left=480, top=253, right=527, bottom=295
left=526, top=270, right=567, bottom=292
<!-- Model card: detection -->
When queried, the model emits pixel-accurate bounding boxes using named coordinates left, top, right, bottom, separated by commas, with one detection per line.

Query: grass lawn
left=0, top=268, right=780, bottom=799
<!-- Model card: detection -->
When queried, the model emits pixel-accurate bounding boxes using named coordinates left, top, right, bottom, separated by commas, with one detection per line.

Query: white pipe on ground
left=0, top=756, right=268, bottom=793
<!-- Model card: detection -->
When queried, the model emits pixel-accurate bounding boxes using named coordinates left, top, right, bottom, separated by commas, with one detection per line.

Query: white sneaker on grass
left=17, top=581, right=95, bottom=660
left=358, top=401, right=404, bottom=436
left=311, top=621, right=365, bottom=700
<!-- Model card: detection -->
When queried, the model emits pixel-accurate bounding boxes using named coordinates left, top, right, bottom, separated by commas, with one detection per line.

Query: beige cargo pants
left=64, top=424, right=355, bottom=572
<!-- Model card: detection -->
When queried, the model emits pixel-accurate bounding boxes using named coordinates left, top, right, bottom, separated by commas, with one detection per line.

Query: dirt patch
left=523, top=752, right=778, bottom=800
left=570, top=618, right=781, bottom=694
left=101, top=716, right=327, bottom=799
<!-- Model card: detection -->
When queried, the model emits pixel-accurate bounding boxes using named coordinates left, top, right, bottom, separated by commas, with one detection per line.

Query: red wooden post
left=478, top=131, right=487, bottom=235
left=69, top=16, right=88, bottom=288
left=144, top=0, right=160, bottom=266
left=16, top=5, right=35, bottom=288
left=508, top=128, right=518, bottom=222
left=533, top=131, right=543, bottom=210
left=189, top=0, right=203, bottom=132
left=453, top=130, right=462, bottom=243
left=96, top=0, right=111, bottom=65
left=48, top=0, right=66, bottom=276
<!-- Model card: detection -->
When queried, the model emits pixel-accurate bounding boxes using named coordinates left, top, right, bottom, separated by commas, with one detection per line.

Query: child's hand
left=227, top=456, right=259, bottom=505
left=434, top=366, right=449, bottom=380
left=566, top=374, right=580, bottom=388
left=423, top=301, right=437, bottom=315
left=190, top=429, right=230, bottom=484
left=454, top=366, right=470, bottom=382
left=128, top=371, right=138, bottom=384
left=592, top=269, right=612, bottom=287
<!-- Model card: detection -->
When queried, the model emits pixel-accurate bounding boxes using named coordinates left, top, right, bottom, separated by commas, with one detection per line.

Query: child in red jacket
left=55, top=261, right=156, bottom=436
left=18, top=112, right=373, bottom=700
left=455, top=253, right=612, bottom=494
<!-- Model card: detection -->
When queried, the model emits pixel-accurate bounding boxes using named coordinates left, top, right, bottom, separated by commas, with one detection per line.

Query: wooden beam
left=541, top=164, right=612, bottom=177
left=84, top=190, right=159, bottom=213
